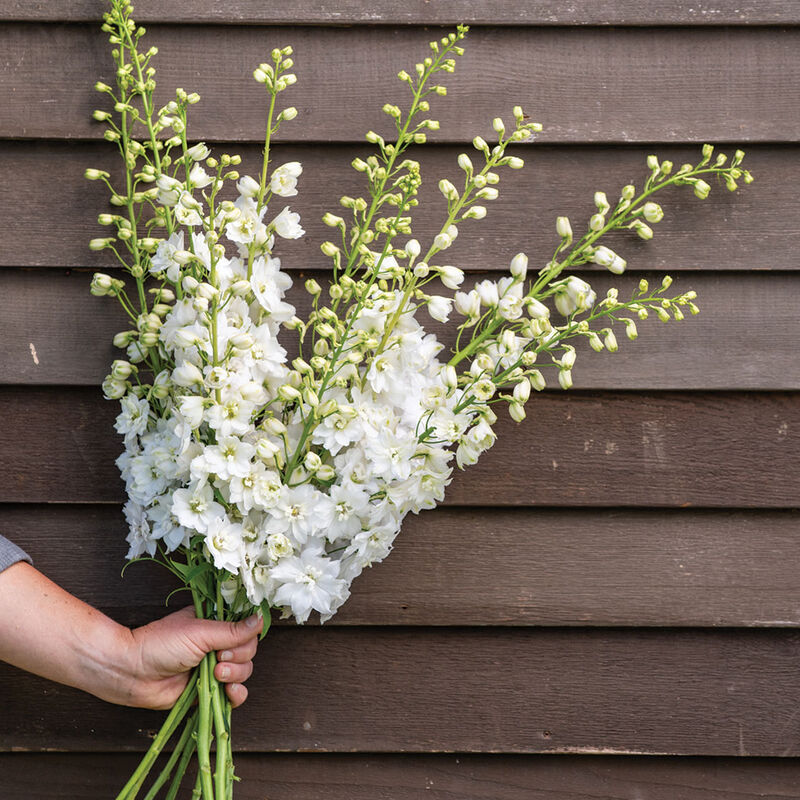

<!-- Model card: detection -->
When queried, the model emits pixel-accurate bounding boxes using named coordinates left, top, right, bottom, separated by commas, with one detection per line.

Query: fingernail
left=245, top=614, right=260, bottom=629
left=219, top=650, right=233, bottom=662
left=219, top=665, right=230, bottom=679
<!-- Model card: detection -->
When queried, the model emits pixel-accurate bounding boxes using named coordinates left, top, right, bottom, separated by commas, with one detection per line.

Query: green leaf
left=259, top=601, right=272, bottom=641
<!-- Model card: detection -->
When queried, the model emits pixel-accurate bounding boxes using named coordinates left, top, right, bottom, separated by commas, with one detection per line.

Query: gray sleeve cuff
left=0, top=534, right=32, bottom=573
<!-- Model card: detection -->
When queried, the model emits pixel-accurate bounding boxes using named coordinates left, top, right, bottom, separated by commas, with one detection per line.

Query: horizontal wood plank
left=4, top=504, right=800, bottom=628
left=0, top=142, right=784, bottom=271
left=3, top=268, right=797, bottom=389
left=4, top=1, right=800, bottom=26
left=4, top=753, right=800, bottom=800
left=3, top=627, right=800, bottom=754
left=2, top=25, right=799, bottom=142
left=1, top=388, right=797, bottom=507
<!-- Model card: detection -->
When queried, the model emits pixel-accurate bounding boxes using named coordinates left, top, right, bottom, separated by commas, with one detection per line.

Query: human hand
left=123, top=606, right=263, bottom=710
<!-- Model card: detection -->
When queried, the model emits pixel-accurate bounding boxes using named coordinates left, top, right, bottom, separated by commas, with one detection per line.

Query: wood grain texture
left=4, top=268, right=798, bottom=390
left=4, top=753, right=800, bottom=800
left=0, top=142, right=783, bottom=271
left=2, top=24, right=799, bottom=142
left=3, top=627, right=800, bottom=754
left=5, top=504, right=800, bottom=628
left=2, top=388, right=797, bottom=507
left=3, top=1, right=800, bottom=25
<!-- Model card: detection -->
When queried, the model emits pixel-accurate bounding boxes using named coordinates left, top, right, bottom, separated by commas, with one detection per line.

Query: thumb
left=186, top=614, right=263, bottom=654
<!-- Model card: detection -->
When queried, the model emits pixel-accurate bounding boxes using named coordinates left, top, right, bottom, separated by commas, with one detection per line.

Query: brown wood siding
left=1, top=8, right=798, bottom=800
left=2, top=143, right=794, bottom=271
left=4, top=504, right=800, bottom=628
left=5, top=754, right=800, bottom=800
left=3, top=25, right=800, bottom=143
left=4, top=1, right=800, bottom=26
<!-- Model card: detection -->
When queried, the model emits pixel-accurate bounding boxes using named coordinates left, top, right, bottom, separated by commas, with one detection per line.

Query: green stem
left=209, top=652, right=231, bottom=799
left=143, top=708, right=198, bottom=800
left=113, top=676, right=198, bottom=800
left=164, top=716, right=199, bottom=800
left=197, top=653, right=216, bottom=799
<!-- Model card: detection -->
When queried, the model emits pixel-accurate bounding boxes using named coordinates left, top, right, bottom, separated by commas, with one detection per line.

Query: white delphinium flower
left=205, top=515, right=245, bottom=573
left=269, top=162, right=302, bottom=197
left=226, top=196, right=268, bottom=247
left=172, top=482, right=225, bottom=533
left=150, top=232, right=185, bottom=282
left=364, top=427, right=418, bottom=482
left=177, top=395, right=206, bottom=429
left=427, top=295, right=453, bottom=323
left=250, top=256, right=295, bottom=322
left=267, top=484, right=335, bottom=546
left=326, top=483, right=372, bottom=542
left=311, top=404, right=364, bottom=456
left=205, top=393, right=256, bottom=437
left=554, top=276, right=596, bottom=316
left=270, top=547, right=349, bottom=624
left=124, top=499, right=155, bottom=558
left=114, top=394, right=151, bottom=446
left=196, top=435, right=256, bottom=480
left=147, top=494, right=190, bottom=552
left=188, top=163, right=214, bottom=189
left=174, top=191, right=203, bottom=226
left=236, top=175, right=260, bottom=198
left=229, top=462, right=283, bottom=513
left=272, top=206, right=304, bottom=239
left=266, top=532, right=294, bottom=561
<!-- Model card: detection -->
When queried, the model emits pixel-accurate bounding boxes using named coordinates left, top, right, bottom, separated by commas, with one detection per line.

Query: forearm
left=0, top=561, right=138, bottom=704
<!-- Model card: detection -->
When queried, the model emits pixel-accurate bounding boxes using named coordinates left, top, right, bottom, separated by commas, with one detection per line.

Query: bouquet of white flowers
left=88, top=1, right=752, bottom=796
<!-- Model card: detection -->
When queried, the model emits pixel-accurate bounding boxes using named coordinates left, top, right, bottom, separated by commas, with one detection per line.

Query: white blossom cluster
left=108, top=159, right=514, bottom=623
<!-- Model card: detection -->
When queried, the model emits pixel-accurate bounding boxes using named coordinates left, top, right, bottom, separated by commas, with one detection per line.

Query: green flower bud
left=642, top=202, right=664, bottom=223
left=693, top=179, right=711, bottom=199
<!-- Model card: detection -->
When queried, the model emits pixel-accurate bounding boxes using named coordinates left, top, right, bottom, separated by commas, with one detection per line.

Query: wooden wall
left=1, top=2, right=799, bottom=797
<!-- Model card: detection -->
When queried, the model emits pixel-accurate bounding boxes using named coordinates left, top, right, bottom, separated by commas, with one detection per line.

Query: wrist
left=76, top=613, right=142, bottom=706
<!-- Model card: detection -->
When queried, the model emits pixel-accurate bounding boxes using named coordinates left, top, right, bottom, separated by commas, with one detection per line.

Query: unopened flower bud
left=604, top=330, right=619, bottom=352
left=556, top=216, right=573, bottom=242
left=434, top=232, right=452, bottom=251
left=230, top=332, right=254, bottom=350
left=280, top=107, right=298, bottom=121
left=492, top=117, right=505, bottom=135
left=558, top=370, right=573, bottom=390
left=506, top=156, right=524, bottom=169
left=304, top=278, right=322, bottom=296
left=509, top=252, right=528, bottom=280
left=693, top=179, right=711, bottom=199
left=589, top=213, right=605, bottom=232
left=642, top=202, right=664, bottom=223
left=513, top=379, right=531, bottom=403
left=509, top=402, right=526, bottom=423
left=90, top=273, right=114, bottom=295
left=591, top=246, right=627, bottom=275
left=304, top=451, right=322, bottom=472
left=89, top=237, right=115, bottom=251
left=439, top=179, right=458, bottom=200
left=172, top=361, right=204, bottom=387
left=589, top=333, right=604, bottom=352
left=278, top=384, right=301, bottom=402
left=463, top=205, right=487, bottom=220
left=110, top=359, right=134, bottom=379
left=472, top=136, right=489, bottom=153
left=256, top=438, right=280, bottom=460
left=102, top=377, right=127, bottom=400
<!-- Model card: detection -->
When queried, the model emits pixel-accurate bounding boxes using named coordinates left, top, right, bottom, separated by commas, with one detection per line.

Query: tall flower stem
left=113, top=674, right=198, bottom=800
left=142, top=708, right=199, bottom=800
